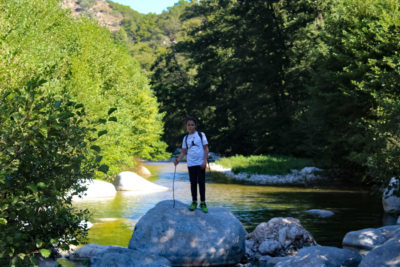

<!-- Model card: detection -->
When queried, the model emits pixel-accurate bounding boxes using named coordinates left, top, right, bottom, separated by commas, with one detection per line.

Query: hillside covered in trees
left=66, top=0, right=400, bottom=189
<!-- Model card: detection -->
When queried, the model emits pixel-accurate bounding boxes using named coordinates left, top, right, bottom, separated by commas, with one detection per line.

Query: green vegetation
left=149, top=0, right=400, bottom=188
left=216, top=155, right=315, bottom=175
left=0, top=0, right=168, bottom=264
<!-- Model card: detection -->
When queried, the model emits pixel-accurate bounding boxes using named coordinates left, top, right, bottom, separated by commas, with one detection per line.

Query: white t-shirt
left=182, top=131, right=208, bottom=167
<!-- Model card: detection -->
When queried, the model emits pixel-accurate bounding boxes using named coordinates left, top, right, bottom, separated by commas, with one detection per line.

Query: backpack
left=184, top=131, right=204, bottom=149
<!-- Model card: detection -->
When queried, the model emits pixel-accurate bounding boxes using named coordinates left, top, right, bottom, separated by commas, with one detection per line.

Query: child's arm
left=174, top=148, right=187, bottom=166
left=201, top=145, right=209, bottom=169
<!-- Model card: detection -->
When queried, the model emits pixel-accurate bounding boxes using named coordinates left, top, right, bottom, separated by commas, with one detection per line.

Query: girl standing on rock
left=174, top=116, right=209, bottom=213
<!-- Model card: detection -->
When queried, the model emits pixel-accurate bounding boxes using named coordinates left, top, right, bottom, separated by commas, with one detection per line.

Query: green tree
left=306, top=0, right=400, bottom=186
left=152, top=0, right=324, bottom=155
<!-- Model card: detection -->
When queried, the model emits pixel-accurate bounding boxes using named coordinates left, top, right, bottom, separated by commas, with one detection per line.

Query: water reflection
left=73, top=162, right=382, bottom=248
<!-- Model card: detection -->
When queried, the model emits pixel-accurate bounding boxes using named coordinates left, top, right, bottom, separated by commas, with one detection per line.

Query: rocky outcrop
left=114, top=171, right=168, bottom=192
left=62, top=0, right=123, bottom=32
left=383, top=177, right=400, bottom=214
left=245, top=217, right=317, bottom=259
left=128, top=200, right=247, bottom=266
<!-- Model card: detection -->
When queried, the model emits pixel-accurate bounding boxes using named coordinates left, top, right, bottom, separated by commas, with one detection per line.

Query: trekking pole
left=173, top=164, right=176, bottom=208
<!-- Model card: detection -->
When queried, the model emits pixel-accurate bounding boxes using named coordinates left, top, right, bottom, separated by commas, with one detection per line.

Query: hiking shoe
left=200, top=202, right=208, bottom=213
left=189, top=201, right=197, bottom=211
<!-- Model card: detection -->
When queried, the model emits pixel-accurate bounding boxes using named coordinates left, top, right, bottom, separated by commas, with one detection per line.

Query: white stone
left=128, top=200, right=247, bottom=266
left=73, top=180, right=116, bottom=201
left=114, top=171, right=168, bottom=192
left=137, top=166, right=151, bottom=177
left=382, top=177, right=400, bottom=213
left=306, top=209, right=334, bottom=218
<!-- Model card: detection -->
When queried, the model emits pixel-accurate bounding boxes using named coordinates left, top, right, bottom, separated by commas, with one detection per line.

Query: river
left=73, top=162, right=383, bottom=248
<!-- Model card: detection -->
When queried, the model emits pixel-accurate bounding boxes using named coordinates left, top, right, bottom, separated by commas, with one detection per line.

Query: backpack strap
left=185, top=132, right=204, bottom=149
left=198, top=132, right=204, bottom=146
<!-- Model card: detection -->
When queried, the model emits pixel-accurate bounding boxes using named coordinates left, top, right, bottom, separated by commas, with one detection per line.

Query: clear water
left=72, top=162, right=384, bottom=248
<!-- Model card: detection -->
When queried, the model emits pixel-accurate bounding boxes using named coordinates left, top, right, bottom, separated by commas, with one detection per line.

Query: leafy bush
left=0, top=81, right=104, bottom=265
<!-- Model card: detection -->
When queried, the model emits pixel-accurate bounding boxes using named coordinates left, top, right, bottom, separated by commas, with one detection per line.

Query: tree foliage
left=306, top=0, right=400, bottom=184
left=0, top=0, right=169, bottom=264
left=150, top=0, right=400, bottom=187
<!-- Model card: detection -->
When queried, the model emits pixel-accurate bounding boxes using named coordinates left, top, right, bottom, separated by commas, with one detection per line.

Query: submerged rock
left=128, top=200, right=247, bottom=266
left=305, top=209, right=334, bottom=218
left=246, top=217, right=317, bottom=259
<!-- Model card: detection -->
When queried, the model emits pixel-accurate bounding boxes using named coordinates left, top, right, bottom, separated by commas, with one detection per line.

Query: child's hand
left=201, top=161, right=207, bottom=169
left=174, top=159, right=179, bottom=166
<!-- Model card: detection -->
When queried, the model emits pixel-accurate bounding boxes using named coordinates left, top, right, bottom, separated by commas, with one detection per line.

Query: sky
left=111, top=0, right=181, bottom=14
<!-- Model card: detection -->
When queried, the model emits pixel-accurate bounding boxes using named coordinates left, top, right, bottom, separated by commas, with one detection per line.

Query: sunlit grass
left=216, top=155, right=315, bottom=175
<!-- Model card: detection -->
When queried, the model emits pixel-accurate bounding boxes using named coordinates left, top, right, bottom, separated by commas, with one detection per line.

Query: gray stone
left=383, top=177, right=400, bottom=214
left=275, top=246, right=362, bottom=267
left=246, top=217, right=317, bottom=258
left=69, top=243, right=121, bottom=260
left=258, top=239, right=281, bottom=255
left=91, top=247, right=171, bottom=267
left=342, top=225, right=400, bottom=252
left=128, top=200, right=247, bottom=266
left=306, top=209, right=334, bottom=218
left=359, top=238, right=400, bottom=267
left=398, top=216, right=400, bottom=225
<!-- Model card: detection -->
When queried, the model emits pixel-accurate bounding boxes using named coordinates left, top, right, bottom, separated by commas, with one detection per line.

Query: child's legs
left=198, top=167, right=206, bottom=202
left=188, top=166, right=198, bottom=202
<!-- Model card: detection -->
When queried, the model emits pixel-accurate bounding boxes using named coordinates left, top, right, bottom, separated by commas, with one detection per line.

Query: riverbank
left=209, top=163, right=324, bottom=185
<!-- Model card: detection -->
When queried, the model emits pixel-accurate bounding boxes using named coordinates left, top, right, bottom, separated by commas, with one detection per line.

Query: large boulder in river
left=114, top=171, right=168, bottom=192
left=91, top=247, right=171, bottom=267
left=359, top=236, right=400, bottom=267
left=70, top=244, right=171, bottom=267
left=382, top=177, right=400, bottom=213
left=128, top=200, right=247, bottom=266
left=72, top=180, right=116, bottom=201
left=342, top=225, right=400, bottom=255
left=245, top=217, right=317, bottom=259
left=274, top=246, right=362, bottom=267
